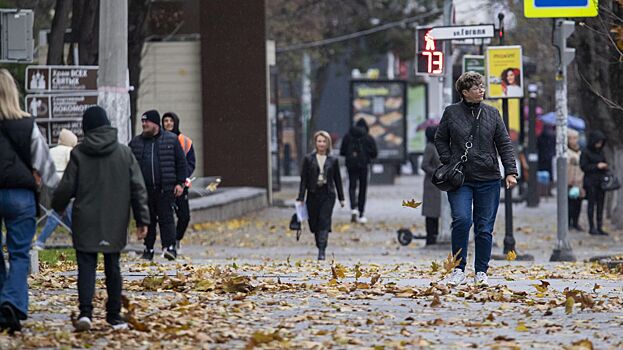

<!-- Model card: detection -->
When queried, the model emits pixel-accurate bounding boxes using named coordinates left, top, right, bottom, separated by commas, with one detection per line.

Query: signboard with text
left=350, top=80, right=407, bottom=162
left=25, top=65, right=98, bottom=93
left=429, top=24, right=495, bottom=41
left=463, top=55, right=485, bottom=75
left=524, top=0, right=598, bottom=18
left=486, top=46, right=524, bottom=99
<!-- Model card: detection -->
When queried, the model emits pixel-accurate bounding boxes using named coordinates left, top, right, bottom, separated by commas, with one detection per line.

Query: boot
left=316, top=231, right=329, bottom=260
left=596, top=220, right=609, bottom=236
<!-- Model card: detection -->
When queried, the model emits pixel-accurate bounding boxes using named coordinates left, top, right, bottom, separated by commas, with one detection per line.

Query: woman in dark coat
left=297, top=130, right=345, bottom=260
left=421, top=126, right=441, bottom=245
left=580, top=130, right=609, bottom=235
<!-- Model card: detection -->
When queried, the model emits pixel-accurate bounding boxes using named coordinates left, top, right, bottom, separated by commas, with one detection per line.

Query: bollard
left=29, top=249, right=39, bottom=275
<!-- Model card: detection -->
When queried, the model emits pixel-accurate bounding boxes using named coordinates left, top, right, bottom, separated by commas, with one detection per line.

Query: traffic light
left=553, top=20, right=575, bottom=67
left=0, top=9, right=34, bottom=63
left=415, top=27, right=444, bottom=75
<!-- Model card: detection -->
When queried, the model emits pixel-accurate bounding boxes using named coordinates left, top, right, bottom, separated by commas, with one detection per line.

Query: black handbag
left=289, top=213, right=302, bottom=241
left=601, top=171, right=621, bottom=191
left=432, top=109, right=480, bottom=192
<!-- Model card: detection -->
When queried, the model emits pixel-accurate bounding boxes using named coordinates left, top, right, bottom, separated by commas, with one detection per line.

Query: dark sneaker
left=106, top=314, right=128, bottom=330
left=75, top=314, right=92, bottom=332
left=163, top=246, right=177, bottom=261
left=0, top=303, right=22, bottom=333
left=141, top=249, right=154, bottom=261
left=598, top=229, right=609, bottom=236
left=589, top=228, right=600, bottom=235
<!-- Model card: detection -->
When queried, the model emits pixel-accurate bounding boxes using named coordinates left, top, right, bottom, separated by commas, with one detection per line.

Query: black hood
left=79, top=126, right=119, bottom=156
left=425, top=126, right=438, bottom=143
left=349, top=119, right=368, bottom=139
left=587, top=130, right=606, bottom=151
left=162, top=112, right=181, bottom=135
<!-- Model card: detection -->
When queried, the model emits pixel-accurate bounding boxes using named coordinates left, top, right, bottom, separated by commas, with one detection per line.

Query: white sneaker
left=75, top=316, right=92, bottom=332
left=474, top=271, right=489, bottom=287
left=443, top=268, right=466, bottom=286
left=357, top=216, right=368, bottom=224
left=351, top=209, right=359, bottom=223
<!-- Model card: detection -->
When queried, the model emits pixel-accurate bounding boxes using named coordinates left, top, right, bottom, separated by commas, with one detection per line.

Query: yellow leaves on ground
left=245, top=330, right=286, bottom=349
left=506, top=250, right=517, bottom=261
left=565, top=296, right=575, bottom=314
left=137, top=267, right=255, bottom=295
left=515, top=321, right=529, bottom=332
left=532, top=280, right=550, bottom=294
left=564, top=339, right=594, bottom=350
left=331, top=263, right=347, bottom=279
left=401, top=199, right=422, bottom=209
left=443, top=249, right=462, bottom=274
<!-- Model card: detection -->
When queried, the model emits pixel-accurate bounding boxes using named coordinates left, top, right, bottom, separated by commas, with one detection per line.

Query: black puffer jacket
left=435, top=100, right=517, bottom=182
left=129, top=130, right=186, bottom=191
left=339, top=119, right=378, bottom=168
left=580, top=130, right=607, bottom=188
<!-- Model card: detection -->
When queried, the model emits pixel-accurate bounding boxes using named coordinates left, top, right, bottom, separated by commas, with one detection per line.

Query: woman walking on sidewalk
left=435, top=72, right=518, bottom=287
left=297, top=131, right=345, bottom=260
left=421, top=126, right=441, bottom=246
left=580, top=130, right=609, bottom=236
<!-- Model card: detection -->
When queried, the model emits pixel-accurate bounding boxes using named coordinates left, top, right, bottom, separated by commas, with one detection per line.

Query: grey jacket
left=434, top=101, right=517, bottom=182
left=52, top=126, right=150, bottom=253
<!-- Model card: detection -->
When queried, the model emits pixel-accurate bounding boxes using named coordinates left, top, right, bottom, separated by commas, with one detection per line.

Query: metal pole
left=527, top=84, right=540, bottom=207
left=98, top=0, right=130, bottom=144
left=502, top=99, right=516, bottom=254
left=437, top=0, right=453, bottom=244
left=550, top=21, right=575, bottom=261
left=301, top=52, right=312, bottom=156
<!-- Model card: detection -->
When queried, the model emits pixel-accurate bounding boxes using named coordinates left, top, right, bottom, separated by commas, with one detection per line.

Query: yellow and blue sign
left=524, top=0, right=598, bottom=18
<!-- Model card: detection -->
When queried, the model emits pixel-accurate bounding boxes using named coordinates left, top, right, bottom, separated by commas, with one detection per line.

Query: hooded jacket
left=52, top=126, right=150, bottom=253
left=50, top=128, right=78, bottom=177
left=435, top=100, right=517, bottom=182
left=339, top=119, right=378, bottom=168
left=162, top=112, right=196, bottom=177
left=580, top=130, right=608, bottom=188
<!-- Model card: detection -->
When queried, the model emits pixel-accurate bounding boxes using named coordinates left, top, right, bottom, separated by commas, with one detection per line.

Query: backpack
left=346, top=136, right=367, bottom=168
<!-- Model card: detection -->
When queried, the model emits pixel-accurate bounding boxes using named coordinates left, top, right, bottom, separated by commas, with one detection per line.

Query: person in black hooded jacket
left=580, top=130, right=609, bottom=235
left=339, top=119, right=377, bottom=223
left=162, top=112, right=196, bottom=250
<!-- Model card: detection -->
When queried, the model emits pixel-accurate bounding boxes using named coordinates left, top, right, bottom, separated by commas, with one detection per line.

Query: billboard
left=485, top=46, right=524, bottom=99
left=350, top=80, right=407, bottom=162
left=407, top=85, right=427, bottom=154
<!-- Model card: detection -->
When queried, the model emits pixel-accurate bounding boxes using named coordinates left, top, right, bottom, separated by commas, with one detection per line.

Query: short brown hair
left=455, top=71, right=484, bottom=97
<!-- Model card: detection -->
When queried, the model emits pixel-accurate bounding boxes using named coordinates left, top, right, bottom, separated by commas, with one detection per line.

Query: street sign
left=486, top=46, right=524, bottom=99
left=415, top=27, right=444, bottom=76
left=428, top=24, right=495, bottom=41
left=25, top=65, right=98, bottom=93
left=524, top=0, right=598, bottom=18
left=463, top=55, right=485, bottom=75
left=26, top=93, right=98, bottom=120
left=0, top=9, right=34, bottom=62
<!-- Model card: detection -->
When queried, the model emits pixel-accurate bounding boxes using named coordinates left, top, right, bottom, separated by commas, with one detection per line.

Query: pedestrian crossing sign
left=524, top=0, right=598, bottom=18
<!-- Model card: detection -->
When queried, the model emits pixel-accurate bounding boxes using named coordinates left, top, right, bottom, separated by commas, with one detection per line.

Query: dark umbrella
left=416, top=118, right=440, bottom=131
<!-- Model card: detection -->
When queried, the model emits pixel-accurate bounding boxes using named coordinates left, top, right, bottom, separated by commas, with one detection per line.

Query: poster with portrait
left=350, top=80, right=407, bottom=162
left=485, top=46, right=524, bottom=99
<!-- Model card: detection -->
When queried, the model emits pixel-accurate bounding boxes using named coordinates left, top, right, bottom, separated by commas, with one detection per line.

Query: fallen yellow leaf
left=401, top=199, right=422, bottom=209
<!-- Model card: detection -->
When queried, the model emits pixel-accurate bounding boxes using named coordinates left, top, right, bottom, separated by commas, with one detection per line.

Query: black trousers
left=306, top=190, right=336, bottom=234
left=585, top=185, right=605, bottom=229
left=568, top=196, right=582, bottom=227
left=145, top=188, right=176, bottom=250
left=347, top=166, right=368, bottom=215
left=174, top=187, right=191, bottom=241
left=425, top=217, right=439, bottom=238
left=76, top=251, right=121, bottom=317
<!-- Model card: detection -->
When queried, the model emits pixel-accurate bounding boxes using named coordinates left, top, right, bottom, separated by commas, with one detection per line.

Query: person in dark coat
left=297, top=130, right=345, bottom=260
left=162, top=112, right=196, bottom=251
left=537, top=125, right=556, bottom=186
left=130, top=110, right=187, bottom=261
left=52, top=106, right=150, bottom=331
left=580, top=130, right=609, bottom=235
left=421, top=126, right=441, bottom=246
left=435, top=71, right=518, bottom=287
left=339, top=119, right=378, bottom=224
left=0, top=68, right=59, bottom=333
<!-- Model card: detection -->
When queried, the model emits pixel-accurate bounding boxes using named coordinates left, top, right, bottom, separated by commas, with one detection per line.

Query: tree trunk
left=128, top=0, right=151, bottom=135
left=47, top=0, right=72, bottom=65
left=71, top=0, right=99, bottom=65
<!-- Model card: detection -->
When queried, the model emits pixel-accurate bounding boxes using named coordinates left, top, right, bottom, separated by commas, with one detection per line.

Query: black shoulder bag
left=432, top=108, right=481, bottom=192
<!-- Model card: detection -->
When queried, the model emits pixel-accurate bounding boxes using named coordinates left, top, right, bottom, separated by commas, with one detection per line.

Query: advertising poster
left=484, top=99, right=521, bottom=141
left=350, top=80, right=407, bottom=162
left=407, top=85, right=427, bottom=153
left=462, top=55, right=485, bottom=75
left=485, top=46, right=524, bottom=98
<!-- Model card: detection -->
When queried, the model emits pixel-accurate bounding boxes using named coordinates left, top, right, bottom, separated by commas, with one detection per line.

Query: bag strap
left=460, top=108, right=481, bottom=163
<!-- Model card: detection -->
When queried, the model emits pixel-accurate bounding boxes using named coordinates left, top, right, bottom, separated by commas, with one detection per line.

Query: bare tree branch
left=578, top=69, right=623, bottom=112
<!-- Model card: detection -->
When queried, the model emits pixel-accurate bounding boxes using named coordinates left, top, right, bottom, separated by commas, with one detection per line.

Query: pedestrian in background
left=130, top=110, right=187, bottom=261
left=567, top=129, right=584, bottom=231
left=339, top=119, right=377, bottom=224
left=297, top=131, right=345, bottom=260
left=0, top=68, right=59, bottom=333
left=421, top=126, right=441, bottom=246
left=580, top=130, right=609, bottom=236
left=33, top=128, right=78, bottom=250
left=435, top=71, right=518, bottom=287
left=52, top=106, right=149, bottom=331
left=162, top=112, right=196, bottom=251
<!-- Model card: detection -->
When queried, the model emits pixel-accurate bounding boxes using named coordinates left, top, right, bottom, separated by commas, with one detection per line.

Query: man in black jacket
left=580, top=130, right=609, bottom=236
left=339, top=119, right=377, bottom=223
left=435, top=71, right=518, bottom=288
left=130, top=110, right=187, bottom=261
left=162, top=112, right=196, bottom=250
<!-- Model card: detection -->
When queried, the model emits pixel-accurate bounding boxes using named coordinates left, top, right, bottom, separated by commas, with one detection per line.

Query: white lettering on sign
left=430, top=25, right=495, bottom=40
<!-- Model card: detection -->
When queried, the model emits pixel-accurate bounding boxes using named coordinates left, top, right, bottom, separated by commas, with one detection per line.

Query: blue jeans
left=37, top=205, right=72, bottom=245
left=447, top=180, right=500, bottom=273
left=0, top=189, right=37, bottom=319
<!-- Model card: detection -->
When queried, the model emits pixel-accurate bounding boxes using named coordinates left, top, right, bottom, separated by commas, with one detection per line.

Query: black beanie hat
left=141, top=109, right=160, bottom=126
left=82, top=106, right=111, bottom=133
